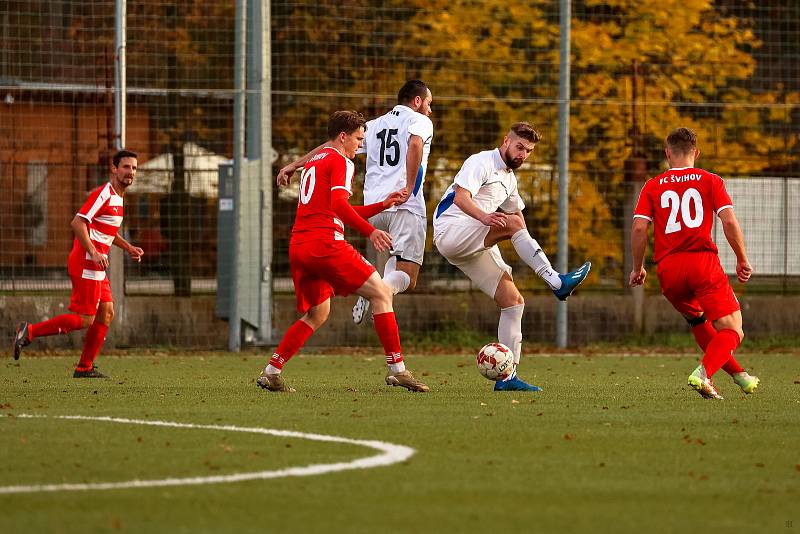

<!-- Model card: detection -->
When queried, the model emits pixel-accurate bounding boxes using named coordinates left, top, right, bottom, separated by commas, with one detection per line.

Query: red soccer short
left=289, top=240, right=376, bottom=314
left=67, top=254, right=113, bottom=315
left=656, top=251, right=740, bottom=322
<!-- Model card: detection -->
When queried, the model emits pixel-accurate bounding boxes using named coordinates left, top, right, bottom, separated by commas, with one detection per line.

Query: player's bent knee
left=370, top=288, right=392, bottom=307
left=302, top=311, right=329, bottom=330
left=97, top=309, right=114, bottom=325
left=506, top=214, right=525, bottom=232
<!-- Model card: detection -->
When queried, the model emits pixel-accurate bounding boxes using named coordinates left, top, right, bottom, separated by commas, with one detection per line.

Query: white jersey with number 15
left=359, top=105, right=433, bottom=217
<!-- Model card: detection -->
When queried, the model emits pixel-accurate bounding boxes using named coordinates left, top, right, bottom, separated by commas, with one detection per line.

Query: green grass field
left=2, top=350, right=799, bottom=533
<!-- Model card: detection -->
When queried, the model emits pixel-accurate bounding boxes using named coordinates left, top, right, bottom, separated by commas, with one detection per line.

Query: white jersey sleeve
left=407, top=114, right=433, bottom=143
left=453, top=154, right=488, bottom=197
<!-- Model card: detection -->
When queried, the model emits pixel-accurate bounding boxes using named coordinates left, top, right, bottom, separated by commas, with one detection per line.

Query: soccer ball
left=476, top=342, right=514, bottom=381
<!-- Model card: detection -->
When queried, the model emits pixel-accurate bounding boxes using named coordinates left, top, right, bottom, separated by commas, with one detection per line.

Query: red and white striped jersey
left=69, top=182, right=124, bottom=281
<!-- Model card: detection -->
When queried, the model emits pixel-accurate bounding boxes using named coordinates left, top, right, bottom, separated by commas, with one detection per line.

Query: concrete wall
left=2, top=292, right=798, bottom=351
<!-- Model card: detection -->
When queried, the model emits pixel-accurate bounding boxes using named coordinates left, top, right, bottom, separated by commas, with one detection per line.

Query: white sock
left=511, top=230, right=562, bottom=290
left=383, top=256, right=411, bottom=295
left=498, top=303, right=524, bottom=367
left=265, top=364, right=281, bottom=375
left=389, top=361, right=406, bottom=374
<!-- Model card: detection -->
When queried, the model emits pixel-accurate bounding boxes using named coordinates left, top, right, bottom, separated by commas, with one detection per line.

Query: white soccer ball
left=476, top=342, right=514, bottom=381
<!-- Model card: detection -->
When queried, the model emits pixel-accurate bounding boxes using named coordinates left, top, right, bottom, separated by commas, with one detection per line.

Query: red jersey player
left=13, top=150, right=144, bottom=378
left=630, top=128, right=758, bottom=399
left=257, top=111, right=429, bottom=393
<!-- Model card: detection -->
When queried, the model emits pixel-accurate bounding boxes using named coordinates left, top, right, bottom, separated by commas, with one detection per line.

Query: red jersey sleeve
left=329, top=155, right=354, bottom=197
left=77, top=184, right=112, bottom=222
left=709, top=174, right=733, bottom=215
left=331, top=190, right=376, bottom=237
left=633, top=180, right=654, bottom=221
left=352, top=201, right=386, bottom=220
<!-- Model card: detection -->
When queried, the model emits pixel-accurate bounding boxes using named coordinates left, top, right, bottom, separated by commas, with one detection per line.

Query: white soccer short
left=369, top=209, right=427, bottom=265
left=433, top=221, right=512, bottom=298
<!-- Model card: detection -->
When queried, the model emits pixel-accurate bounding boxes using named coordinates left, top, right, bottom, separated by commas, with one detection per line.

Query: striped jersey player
left=13, top=150, right=144, bottom=378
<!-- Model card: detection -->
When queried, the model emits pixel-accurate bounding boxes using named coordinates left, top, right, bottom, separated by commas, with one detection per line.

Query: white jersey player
left=433, top=122, right=591, bottom=392
left=276, top=81, right=434, bottom=325
left=351, top=81, right=433, bottom=323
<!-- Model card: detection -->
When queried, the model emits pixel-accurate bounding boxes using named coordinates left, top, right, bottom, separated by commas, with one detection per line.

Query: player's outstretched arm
left=71, top=215, right=109, bottom=270
left=330, top=194, right=393, bottom=253
left=113, top=234, right=144, bottom=262
left=453, top=185, right=508, bottom=227
left=351, top=189, right=408, bottom=220
left=718, top=208, right=752, bottom=283
left=276, top=142, right=328, bottom=186
left=331, top=190, right=377, bottom=233
left=628, top=218, right=649, bottom=287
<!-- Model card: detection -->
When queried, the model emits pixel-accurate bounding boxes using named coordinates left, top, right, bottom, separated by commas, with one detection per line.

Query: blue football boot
left=552, top=261, right=591, bottom=301
left=494, top=374, right=542, bottom=392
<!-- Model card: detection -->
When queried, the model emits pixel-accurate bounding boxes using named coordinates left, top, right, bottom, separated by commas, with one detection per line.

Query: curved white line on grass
left=0, top=414, right=415, bottom=494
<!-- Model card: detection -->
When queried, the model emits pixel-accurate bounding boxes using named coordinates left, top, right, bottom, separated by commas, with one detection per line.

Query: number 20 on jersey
left=661, top=187, right=703, bottom=235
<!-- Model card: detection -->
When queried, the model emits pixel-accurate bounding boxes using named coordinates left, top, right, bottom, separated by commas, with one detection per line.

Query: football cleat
left=256, top=371, right=295, bottom=393
left=385, top=370, right=429, bottom=392
left=494, top=374, right=542, bottom=392
left=13, top=322, right=31, bottom=360
left=73, top=366, right=109, bottom=379
left=352, top=296, right=371, bottom=325
left=687, top=365, right=723, bottom=400
left=732, top=372, right=760, bottom=394
left=552, top=261, right=591, bottom=301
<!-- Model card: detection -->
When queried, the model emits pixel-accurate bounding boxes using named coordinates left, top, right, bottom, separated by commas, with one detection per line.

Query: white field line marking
left=0, top=414, right=415, bottom=494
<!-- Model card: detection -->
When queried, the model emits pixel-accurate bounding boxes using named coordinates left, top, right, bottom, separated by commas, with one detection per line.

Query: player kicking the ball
left=433, top=122, right=590, bottom=392
left=257, top=111, right=429, bottom=393
left=630, top=127, right=758, bottom=400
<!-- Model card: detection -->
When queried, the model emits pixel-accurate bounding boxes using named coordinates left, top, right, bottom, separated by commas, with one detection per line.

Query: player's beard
left=502, top=148, right=524, bottom=170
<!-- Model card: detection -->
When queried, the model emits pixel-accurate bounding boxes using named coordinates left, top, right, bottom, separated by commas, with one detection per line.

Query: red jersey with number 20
left=633, top=167, right=733, bottom=263
left=290, top=147, right=355, bottom=245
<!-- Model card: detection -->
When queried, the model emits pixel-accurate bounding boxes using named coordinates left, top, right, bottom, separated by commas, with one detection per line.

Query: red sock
left=722, top=357, right=744, bottom=375
left=373, top=312, right=403, bottom=365
left=76, top=322, right=108, bottom=371
left=701, top=329, right=741, bottom=377
left=268, top=320, right=314, bottom=369
left=692, top=321, right=743, bottom=375
left=30, top=314, right=85, bottom=340
left=691, top=321, right=716, bottom=351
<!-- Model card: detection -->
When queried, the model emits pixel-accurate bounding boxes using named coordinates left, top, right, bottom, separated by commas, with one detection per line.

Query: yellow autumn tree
left=395, top=0, right=797, bottom=287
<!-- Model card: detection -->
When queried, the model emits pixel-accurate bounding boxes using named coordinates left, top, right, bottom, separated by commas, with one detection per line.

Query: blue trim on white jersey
left=435, top=190, right=456, bottom=219
left=413, top=165, right=424, bottom=196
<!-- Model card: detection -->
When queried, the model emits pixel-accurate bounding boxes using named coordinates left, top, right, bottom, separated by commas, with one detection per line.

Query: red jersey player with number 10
left=256, top=111, right=429, bottom=393
left=630, top=127, right=759, bottom=400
